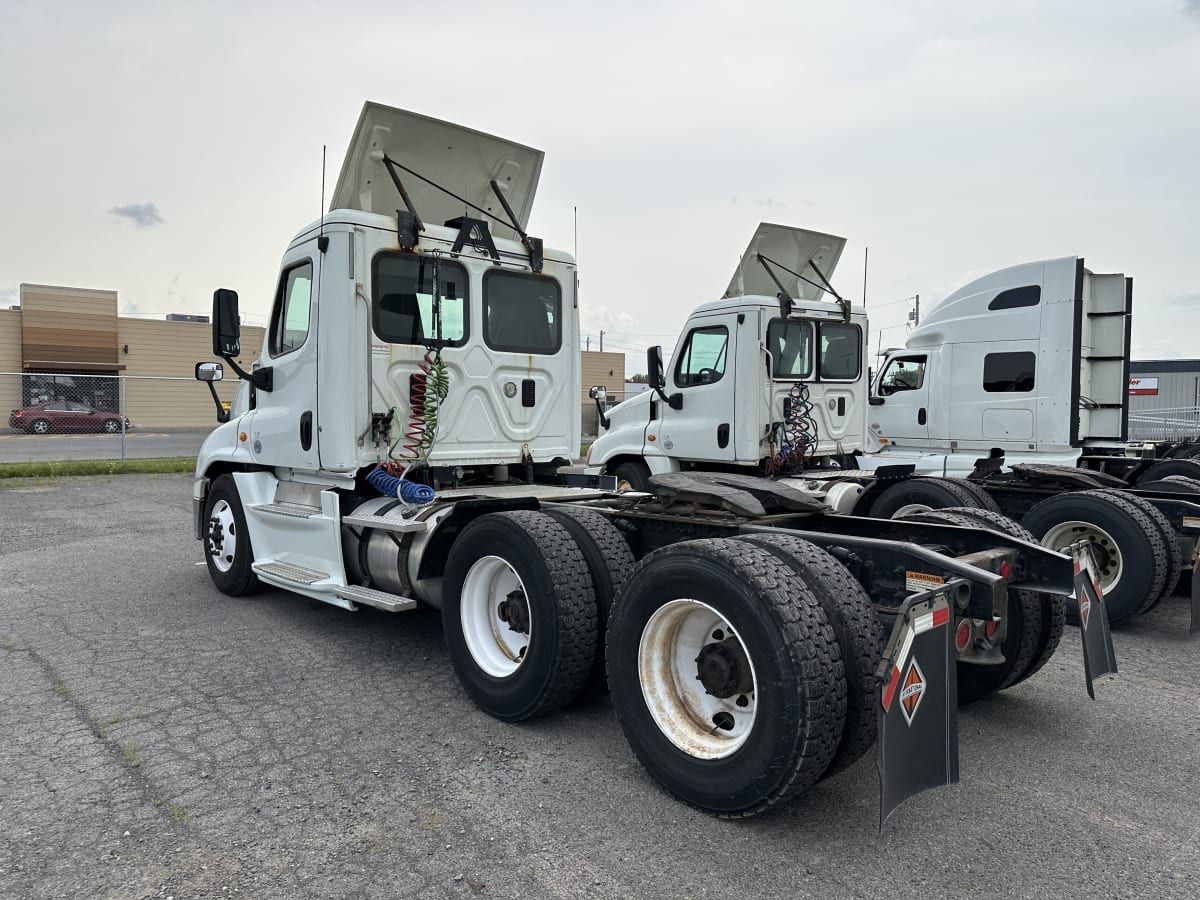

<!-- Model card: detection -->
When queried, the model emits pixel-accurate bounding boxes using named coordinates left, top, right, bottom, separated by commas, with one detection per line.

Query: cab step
left=333, top=584, right=417, bottom=612
left=253, top=560, right=329, bottom=584
left=251, top=502, right=321, bottom=519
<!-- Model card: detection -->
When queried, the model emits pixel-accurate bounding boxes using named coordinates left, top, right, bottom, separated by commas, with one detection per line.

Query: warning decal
left=905, top=571, right=945, bottom=593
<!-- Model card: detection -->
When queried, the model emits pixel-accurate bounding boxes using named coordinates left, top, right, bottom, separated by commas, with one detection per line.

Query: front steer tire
left=442, top=511, right=598, bottom=722
left=606, top=539, right=846, bottom=817
left=202, top=475, right=261, bottom=597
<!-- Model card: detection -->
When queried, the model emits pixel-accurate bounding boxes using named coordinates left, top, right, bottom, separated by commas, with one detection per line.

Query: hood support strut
left=380, top=154, right=543, bottom=272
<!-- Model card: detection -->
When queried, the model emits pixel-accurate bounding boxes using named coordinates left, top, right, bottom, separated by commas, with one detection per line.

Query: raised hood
left=724, top=223, right=847, bottom=301
left=330, top=102, right=544, bottom=241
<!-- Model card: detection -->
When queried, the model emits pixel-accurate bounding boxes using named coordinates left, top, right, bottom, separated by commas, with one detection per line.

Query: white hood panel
left=331, top=103, right=544, bottom=241
left=725, top=223, right=847, bottom=301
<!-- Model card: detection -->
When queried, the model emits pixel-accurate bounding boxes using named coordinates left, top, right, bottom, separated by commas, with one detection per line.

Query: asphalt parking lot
left=1, top=475, right=1198, bottom=899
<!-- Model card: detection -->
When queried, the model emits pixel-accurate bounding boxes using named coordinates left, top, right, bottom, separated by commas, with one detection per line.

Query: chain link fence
left=1, top=371, right=237, bottom=463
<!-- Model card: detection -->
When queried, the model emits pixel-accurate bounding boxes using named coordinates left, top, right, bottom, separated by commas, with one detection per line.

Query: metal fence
left=1127, top=406, right=1200, bottom=443
left=1, top=371, right=236, bottom=463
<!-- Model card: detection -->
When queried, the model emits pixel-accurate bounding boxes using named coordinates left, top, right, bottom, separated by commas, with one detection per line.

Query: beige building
left=581, top=351, right=627, bottom=436
left=1, top=284, right=263, bottom=428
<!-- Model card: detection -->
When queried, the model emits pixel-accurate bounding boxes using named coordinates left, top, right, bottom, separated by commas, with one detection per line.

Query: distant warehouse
left=1127, top=359, right=1200, bottom=442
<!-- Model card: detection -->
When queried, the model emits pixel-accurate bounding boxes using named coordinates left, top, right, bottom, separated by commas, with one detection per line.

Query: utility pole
left=600, top=330, right=605, bottom=352
left=914, top=294, right=920, bottom=326
left=585, top=335, right=590, bottom=351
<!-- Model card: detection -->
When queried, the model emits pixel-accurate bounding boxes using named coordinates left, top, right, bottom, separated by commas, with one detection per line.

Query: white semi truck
left=194, top=105, right=1113, bottom=823
left=586, top=228, right=1200, bottom=628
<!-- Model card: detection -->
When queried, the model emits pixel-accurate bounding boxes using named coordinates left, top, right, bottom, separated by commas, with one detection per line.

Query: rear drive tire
left=442, top=511, right=597, bottom=721
left=736, top=533, right=885, bottom=775
left=543, top=505, right=636, bottom=696
left=925, top=506, right=1065, bottom=689
left=611, top=460, right=652, bottom=493
left=900, top=508, right=1041, bottom=704
left=606, top=539, right=845, bottom=817
left=202, top=474, right=261, bottom=597
left=1021, top=489, right=1170, bottom=624
left=1136, top=459, right=1200, bottom=484
left=870, top=477, right=999, bottom=519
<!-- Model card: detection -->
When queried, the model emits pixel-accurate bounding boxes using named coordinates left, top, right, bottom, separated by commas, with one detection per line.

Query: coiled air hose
left=365, top=466, right=436, bottom=505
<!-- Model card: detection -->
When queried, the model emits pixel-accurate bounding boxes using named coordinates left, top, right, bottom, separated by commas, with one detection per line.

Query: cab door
left=245, top=242, right=321, bottom=470
left=657, top=314, right=738, bottom=462
left=873, top=353, right=930, bottom=445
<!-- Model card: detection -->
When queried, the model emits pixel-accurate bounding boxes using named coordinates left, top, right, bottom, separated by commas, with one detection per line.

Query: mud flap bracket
left=1071, top=541, right=1118, bottom=697
left=876, top=579, right=966, bottom=830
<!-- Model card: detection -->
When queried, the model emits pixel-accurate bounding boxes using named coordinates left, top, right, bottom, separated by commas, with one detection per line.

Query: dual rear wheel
left=441, top=510, right=881, bottom=816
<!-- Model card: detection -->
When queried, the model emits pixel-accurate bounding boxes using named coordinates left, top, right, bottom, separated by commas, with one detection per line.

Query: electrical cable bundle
left=765, top=382, right=819, bottom=475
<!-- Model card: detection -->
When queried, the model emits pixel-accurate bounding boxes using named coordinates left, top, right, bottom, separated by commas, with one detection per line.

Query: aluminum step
left=341, top=512, right=427, bottom=533
left=253, top=560, right=330, bottom=584
left=251, top=502, right=321, bottom=519
left=333, top=584, right=417, bottom=612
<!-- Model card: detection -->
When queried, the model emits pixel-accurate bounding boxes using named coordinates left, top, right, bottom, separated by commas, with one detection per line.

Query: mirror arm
left=593, top=398, right=610, bottom=430
left=222, top=355, right=273, bottom=392
left=203, top=381, right=231, bottom=423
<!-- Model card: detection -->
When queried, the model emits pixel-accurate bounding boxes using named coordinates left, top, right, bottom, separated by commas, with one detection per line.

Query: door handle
left=300, top=410, right=313, bottom=451
left=918, top=408, right=927, bottom=426
left=717, top=423, right=730, bottom=449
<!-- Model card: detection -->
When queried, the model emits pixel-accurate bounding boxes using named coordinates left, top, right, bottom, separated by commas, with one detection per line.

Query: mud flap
left=876, top=580, right=965, bottom=830
left=1071, top=542, right=1118, bottom=698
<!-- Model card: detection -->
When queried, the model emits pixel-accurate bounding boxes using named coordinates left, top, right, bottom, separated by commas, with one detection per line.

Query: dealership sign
left=1129, top=377, right=1159, bottom=396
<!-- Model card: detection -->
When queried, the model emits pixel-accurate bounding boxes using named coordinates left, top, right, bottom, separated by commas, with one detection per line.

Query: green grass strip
left=0, top=457, right=195, bottom=479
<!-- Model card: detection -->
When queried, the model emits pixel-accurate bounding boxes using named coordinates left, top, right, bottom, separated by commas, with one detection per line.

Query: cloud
left=1184, top=1, right=1200, bottom=21
left=108, top=202, right=164, bottom=227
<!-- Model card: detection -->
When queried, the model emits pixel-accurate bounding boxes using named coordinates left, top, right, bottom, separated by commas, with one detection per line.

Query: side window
left=766, top=318, right=812, bottom=379
left=818, top=322, right=862, bottom=380
left=988, top=285, right=1041, bottom=311
left=675, top=325, right=729, bottom=388
left=983, top=351, right=1036, bottom=392
left=372, top=252, right=468, bottom=346
left=878, top=356, right=927, bottom=395
left=270, top=261, right=313, bottom=357
left=483, top=270, right=561, bottom=354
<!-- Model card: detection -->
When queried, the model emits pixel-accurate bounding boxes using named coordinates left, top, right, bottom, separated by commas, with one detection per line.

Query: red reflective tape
left=882, top=665, right=900, bottom=711
left=931, top=606, right=950, bottom=628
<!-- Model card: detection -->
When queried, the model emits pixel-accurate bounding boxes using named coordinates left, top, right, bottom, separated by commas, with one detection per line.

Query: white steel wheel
left=207, top=499, right=238, bottom=573
left=1042, top=519, right=1123, bottom=593
left=460, top=555, right=532, bottom=678
left=638, top=598, right=757, bottom=760
left=890, top=502, right=933, bottom=518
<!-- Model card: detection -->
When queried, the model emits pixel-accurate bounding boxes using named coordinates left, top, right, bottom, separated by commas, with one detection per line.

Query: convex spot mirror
left=195, top=362, right=224, bottom=382
left=589, top=385, right=607, bottom=402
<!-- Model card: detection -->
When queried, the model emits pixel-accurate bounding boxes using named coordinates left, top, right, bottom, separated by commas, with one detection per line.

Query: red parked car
left=8, top=401, right=130, bottom=435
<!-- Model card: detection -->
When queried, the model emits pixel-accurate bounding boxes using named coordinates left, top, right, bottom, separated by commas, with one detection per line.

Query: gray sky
left=1, top=0, right=1197, bottom=372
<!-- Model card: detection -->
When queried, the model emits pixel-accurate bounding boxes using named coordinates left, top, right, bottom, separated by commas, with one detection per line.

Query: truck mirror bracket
left=222, top=355, right=274, bottom=392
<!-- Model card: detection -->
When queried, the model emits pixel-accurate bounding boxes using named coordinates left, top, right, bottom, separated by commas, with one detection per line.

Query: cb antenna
left=317, top=144, right=329, bottom=254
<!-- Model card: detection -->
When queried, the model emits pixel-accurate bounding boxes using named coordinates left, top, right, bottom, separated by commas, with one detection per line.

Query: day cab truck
left=193, top=104, right=1113, bottom=825
left=586, top=227, right=1200, bottom=629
